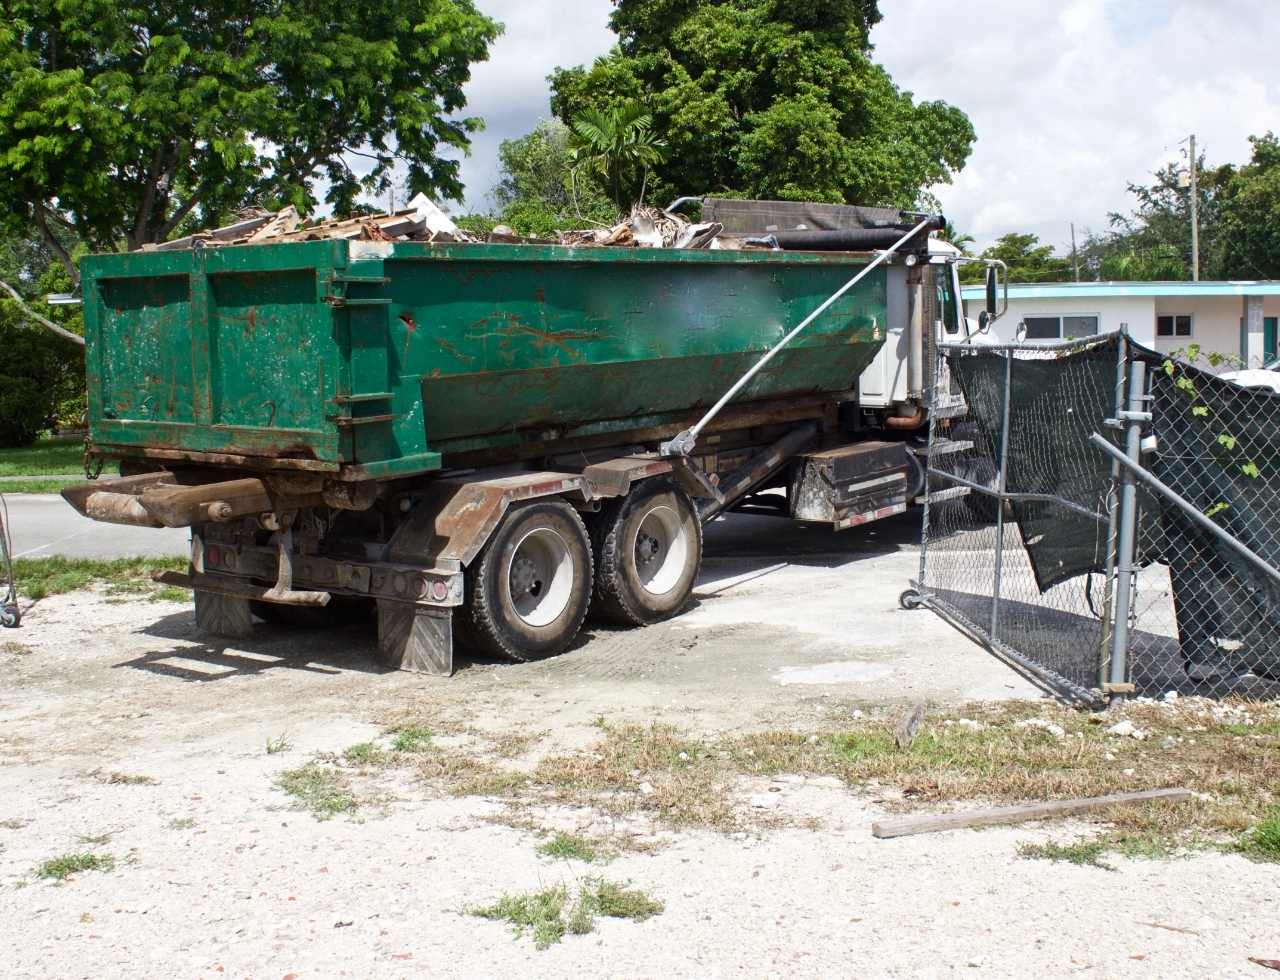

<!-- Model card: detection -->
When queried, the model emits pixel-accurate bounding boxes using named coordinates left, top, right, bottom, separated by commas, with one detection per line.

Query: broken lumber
left=872, top=787, right=1193, bottom=839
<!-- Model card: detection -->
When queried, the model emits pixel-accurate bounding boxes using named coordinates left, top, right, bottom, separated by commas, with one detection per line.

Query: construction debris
left=141, top=198, right=756, bottom=253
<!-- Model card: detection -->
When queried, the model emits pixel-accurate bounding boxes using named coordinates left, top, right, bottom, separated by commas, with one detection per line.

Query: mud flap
left=376, top=600, right=453, bottom=676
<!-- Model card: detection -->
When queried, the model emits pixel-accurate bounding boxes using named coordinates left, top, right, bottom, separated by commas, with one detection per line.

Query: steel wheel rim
left=632, top=505, right=689, bottom=597
left=505, top=527, right=575, bottom=628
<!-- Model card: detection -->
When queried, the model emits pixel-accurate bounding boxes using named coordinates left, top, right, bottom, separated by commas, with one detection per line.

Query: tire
left=591, top=478, right=702, bottom=627
left=463, top=500, right=593, bottom=661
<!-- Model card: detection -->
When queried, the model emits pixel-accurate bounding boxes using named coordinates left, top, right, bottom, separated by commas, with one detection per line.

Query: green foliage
left=391, top=726, right=434, bottom=753
left=1017, top=838, right=1113, bottom=870
left=0, top=290, right=82, bottom=447
left=568, top=101, right=665, bottom=210
left=549, top=1, right=973, bottom=208
left=471, top=878, right=661, bottom=949
left=537, top=832, right=602, bottom=863
left=1237, top=807, right=1280, bottom=862
left=0, top=1, right=501, bottom=273
left=37, top=852, right=115, bottom=880
left=961, top=233, right=1073, bottom=284
left=276, top=761, right=359, bottom=819
left=0, top=434, right=82, bottom=476
left=482, top=120, right=616, bottom=236
left=1214, top=133, right=1280, bottom=279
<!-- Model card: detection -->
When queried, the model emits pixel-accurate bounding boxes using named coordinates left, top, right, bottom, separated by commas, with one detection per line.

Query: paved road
left=0, top=492, right=189, bottom=559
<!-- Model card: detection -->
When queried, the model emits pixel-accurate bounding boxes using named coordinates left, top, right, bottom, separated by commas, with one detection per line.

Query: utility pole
left=1070, top=222, right=1081, bottom=282
left=1189, top=133, right=1199, bottom=282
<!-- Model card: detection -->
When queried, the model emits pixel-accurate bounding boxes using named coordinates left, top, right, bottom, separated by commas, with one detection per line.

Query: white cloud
left=874, top=0, right=1280, bottom=250
left=455, top=0, right=614, bottom=211
left=447, top=0, right=1279, bottom=252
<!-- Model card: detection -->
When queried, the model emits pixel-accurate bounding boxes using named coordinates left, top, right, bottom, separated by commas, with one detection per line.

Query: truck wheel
left=194, top=588, right=253, bottom=640
left=592, top=478, right=702, bottom=627
left=463, top=500, right=593, bottom=661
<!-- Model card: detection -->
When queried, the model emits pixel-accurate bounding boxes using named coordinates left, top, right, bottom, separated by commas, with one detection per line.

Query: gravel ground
left=1, top=512, right=1276, bottom=978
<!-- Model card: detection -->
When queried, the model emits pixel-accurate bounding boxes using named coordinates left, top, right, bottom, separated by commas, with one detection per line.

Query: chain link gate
left=905, top=331, right=1280, bottom=704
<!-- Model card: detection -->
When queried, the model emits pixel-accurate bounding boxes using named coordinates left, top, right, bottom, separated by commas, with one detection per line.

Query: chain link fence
left=909, top=333, right=1280, bottom=704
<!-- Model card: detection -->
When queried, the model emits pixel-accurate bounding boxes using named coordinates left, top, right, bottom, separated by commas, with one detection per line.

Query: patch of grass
left=0, top=818, right=30, bottom=830
left=166, top=817, right=195, bottom=830
left=537, top=832, right=603, bottom=863
left=149, top=586, right=191, bottom=603
left=472, top=886, right=573, bottom=950
left=578, top=878, right=664, bottom=922
left=390, top=726, right=433, bottom=754
left=37, top=852, right=115, bottom=880
left=0, top=478, right=80, bottom=494
left=0, top=435, right=83, bottom=478
left=453, top=770, right=531, bottom=797
left=1, top=641, right=31, bottom=656
left=1237, top=808, right=1280, bottom=863
left=13, top=557, right=187, bottom=602
left=1018, top=838, right=1114, bottom=870
left=490, top=730, right=544, bottom=759
left=276, top=761, right=359, bottom=820
left=342, top=741, right=388, bottom=767
left=265, top=733, right=292, bottom=756
left=471, top=879, right=661, bottom=950
left=534, top=722, right=738, bottom=832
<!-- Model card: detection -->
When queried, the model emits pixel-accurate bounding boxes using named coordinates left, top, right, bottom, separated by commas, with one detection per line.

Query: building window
left=1021, top=314, right=1100, bottom=340
left=1157, top=314, right=1192, bottom=337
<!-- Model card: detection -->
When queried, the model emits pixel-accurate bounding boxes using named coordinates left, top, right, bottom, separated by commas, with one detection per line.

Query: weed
left=1, top=641, right=30, bottom=656
left=37, top=853, right=115, bottom=880
left=471, top=879, right=662, bottom=949
left=166, top=817, right=196, bottom=830
left=453, top=771, right=531, bottom=797
left=76, top=831, right=116, bottom=846
left=265, top=734, right=292, bottom=756
left=490, top=730, right=544, bottom=759
left=150, top=586, right=191, bottom=603
left=537, top=832, right=602, bottom=863
left=1237, top=808, right=1280, bottom=863
left=578, top=878, right=664, bottom=922
left=276, top=762, right=358, bottom=820
left=472, top=886, right=571, bottom=950
left=390, top=726, right=433, bottom=754
left=0, top=818, right=30, bottom=830
left=342, top=742, right=387, bottom=766
left=1018, top=838, right=1114, bottom=870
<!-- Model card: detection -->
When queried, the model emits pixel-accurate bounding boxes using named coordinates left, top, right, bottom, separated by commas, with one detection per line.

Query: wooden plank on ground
left=872, top=788, right=1193, bottom=839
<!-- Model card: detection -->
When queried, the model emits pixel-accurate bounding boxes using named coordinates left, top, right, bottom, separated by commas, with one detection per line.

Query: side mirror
left=978, top=310, right=992, bottom=333
left=985, top=265, right=998, bottom=316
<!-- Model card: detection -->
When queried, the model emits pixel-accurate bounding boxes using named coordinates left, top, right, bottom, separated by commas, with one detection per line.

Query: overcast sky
left=455, top=0, right=1280, bottom=252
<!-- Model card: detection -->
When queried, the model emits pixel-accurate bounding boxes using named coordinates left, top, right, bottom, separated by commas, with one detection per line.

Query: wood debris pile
left=141, top=199, right=758, bottom=252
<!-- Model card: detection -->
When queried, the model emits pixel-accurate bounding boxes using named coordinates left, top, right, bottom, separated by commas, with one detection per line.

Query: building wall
left=964, top=289, right=1280, bottom=372
left=976, top=295, right=1156, bottom=346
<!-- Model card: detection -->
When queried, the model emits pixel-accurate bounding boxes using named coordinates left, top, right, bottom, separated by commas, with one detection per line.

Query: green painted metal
left=82, top=239, right=892, bottom=479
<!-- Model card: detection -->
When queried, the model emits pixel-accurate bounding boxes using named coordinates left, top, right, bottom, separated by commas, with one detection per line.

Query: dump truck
left=62, top=199, right=1005, bottom=674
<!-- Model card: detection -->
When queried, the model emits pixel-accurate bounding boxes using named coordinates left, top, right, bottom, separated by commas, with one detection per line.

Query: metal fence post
left=1098, top=329, right=1129, bottom=686
left=989, top=350, right=1014, bottom=641
left=1107, top=357, right=1148, bottom=705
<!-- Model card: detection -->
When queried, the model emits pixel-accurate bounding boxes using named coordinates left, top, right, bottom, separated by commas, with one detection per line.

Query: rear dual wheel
left=591, top=479, right=702, bottom=627
left=463, top=500, right=594, bottom=662
left=461, top=480, right=703, bottom=661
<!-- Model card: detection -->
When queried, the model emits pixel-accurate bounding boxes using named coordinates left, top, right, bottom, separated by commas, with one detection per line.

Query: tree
left=567, top=101, right=665, bottom=209
left=938, top=221, right=974, bottom=255
left=548, top=0, right=974, bottom=208
left=962, top=233, right=1073, bottom=284
left=489, top=120, right=616, bottom=236
left=0, top=1, right=501, bottom=284
left=1213, top=132, right=1280, bottom=279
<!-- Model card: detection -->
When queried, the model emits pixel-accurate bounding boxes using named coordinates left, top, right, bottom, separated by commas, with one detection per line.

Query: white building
left=959, top=281, right=1280, bottom=371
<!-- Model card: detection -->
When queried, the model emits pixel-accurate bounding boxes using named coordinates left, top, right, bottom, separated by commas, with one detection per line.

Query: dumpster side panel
left=369, top=244, right=888, bottom=451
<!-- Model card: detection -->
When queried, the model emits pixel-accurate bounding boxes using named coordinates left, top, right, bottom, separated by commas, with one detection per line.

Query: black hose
left=768, top=227, right=937, bottom=252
